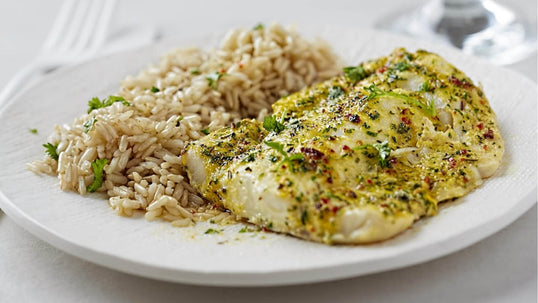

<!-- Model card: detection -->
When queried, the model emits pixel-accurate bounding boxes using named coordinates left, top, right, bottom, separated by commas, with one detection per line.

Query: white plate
left=0, top=26, right=535, bottom=287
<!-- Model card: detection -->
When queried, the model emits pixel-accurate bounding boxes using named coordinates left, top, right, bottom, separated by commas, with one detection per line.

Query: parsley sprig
left=355, top=141, right=392, bottom=168
left=87, top=96, right=131, bottom=113
left=83, top=116, right=97, bottom=133
left=264, top=141, right=304, bottom=166
left=263, top=110, right=287, bottom=134
left=343, top=65, right=367, bottom=83
left=43, top=143, right=59, bottom=160
left=365, top=84, right=436, bottom=116
left=206, top=71, right=226, bottom=90
left=87, top=158, right=108, bottom=192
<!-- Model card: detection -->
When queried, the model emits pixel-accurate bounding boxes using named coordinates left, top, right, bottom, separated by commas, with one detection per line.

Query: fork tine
left=42, top=0, right=77, bottom=50
left=86, top=0, right=117, bottom=52
left=73, top=0, right=106, bottom=51
left=56, top=0, right=91, bottom=51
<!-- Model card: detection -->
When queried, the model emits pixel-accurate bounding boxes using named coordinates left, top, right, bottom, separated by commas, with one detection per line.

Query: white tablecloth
left=0, top=1, right=536, bottom=302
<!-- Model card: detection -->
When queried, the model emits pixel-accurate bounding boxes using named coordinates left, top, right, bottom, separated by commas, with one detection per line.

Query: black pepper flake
left=347, top=114, right=361, bottom=123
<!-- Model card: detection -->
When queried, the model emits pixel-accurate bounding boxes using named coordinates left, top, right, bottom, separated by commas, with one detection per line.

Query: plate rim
left=0, top=25, right=536, bottom=286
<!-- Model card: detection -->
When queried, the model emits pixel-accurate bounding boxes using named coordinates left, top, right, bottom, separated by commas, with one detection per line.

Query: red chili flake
left=463, top=176, right=469, bottom=182
left=211, top=204, right=218, bottom=210
left=281, top=165, right=287, bottom=169
left=483, top=129, right=494, bottom=139
left=448, top=157, right=456, bottom=168
left=262, top=227, right=270, bottom=232
left=389, top=158, right=397, bottom=164
left=190, top=210, right=196, bottom=214
left=310, top=227, right=316, bottom=232
left=423, top=176, right=432, bottom=189
left=483, top=145, right=488, bottom=150
left=479, top=99, right=486, bottom=105
left=238, top=62, right=244, bottom=68
left=460, top=158, right=466, bottom=162
left=323, top=158, right=329, bottom=164
left=219, top=68, right=226, bottom=73
left=380, top=204, right=387, bottom=208
left=366, top=179, right=373, bottom=185
left=400, top=108, right=409, bottom=115
left=343, top=145, right=351, bottom=151
left=321, top=198, right=330, bottom=204
left=448, top=76, right=471, bottom=88
left=346, top=114, right=361, bottom=123
left=301, top=147, right=325, bottom=160
left=330, top=149, right=336, bottom=153
left=477, top=123, right=484, bottom=130
left=332, top=206, right=339, bottom=213
left=377, top=66, right=387, bottom=73
left=327, top=176, right=333, bottom=184
left=401, top=117, right=411, bottom=125
left=460, top=149, right=467, bottom=155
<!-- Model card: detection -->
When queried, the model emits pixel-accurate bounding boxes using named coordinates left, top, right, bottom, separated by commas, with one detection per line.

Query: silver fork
left=0, top=0, right=117, bottom=107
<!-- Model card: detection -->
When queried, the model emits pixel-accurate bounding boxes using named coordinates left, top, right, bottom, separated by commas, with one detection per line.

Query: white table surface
left=0, top=0, right=536, bottom=302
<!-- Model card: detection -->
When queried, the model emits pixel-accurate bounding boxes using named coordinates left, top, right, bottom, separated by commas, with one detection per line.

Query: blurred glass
left=376, top=0, right=537, bottom=65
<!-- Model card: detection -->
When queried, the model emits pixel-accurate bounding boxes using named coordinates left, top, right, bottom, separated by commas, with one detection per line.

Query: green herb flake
left=29, top=128, right=38, bottom=134
left=366, top=130, right=378, bottom=137
left=87, top=158, right=108, bottom=192
left=206, top=71, right=226, bottom=90
left=366, top=84, right=436, bottom=116
left=83, top=116, right=97, bottom=134
left=238, top=226, right=253, bottom=233
left=301, top=210, right=308, bottom=225
left=150, top=86, right=160, bottom=93
left=263, top=115, right=285, bottom=134
left=190, top=68, right=200, bottom=75
left=201, top=127, right=210, bottom=135
left=264, top=141, right=304, bottom=166
left=355, top=141, right=392, bottom=168
left=253, top=23, right=265, bottom=30
left=205, top=228, right=220, bottom=234
left=87, top=96, right=131, bottom=113
left=343, top=65, right=367, bottom=83
left=328, top=86, right=344, bottom=100
left=43, top=142, right=59, bottom=160
left=392, top=60, right=410, bottom=72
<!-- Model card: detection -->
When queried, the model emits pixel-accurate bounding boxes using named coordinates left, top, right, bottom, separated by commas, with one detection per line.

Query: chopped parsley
left=391, top=60, right=411, bottom=72
left=150, top=86, right=160, bottom=93
left=239, top=226, right=253, bottom=233
left=264, top=141, right=304, bottom=165
left=87, top=96, right=131, bottom=113
left=43, top=143, right=59, bottom=160
left=83, top=116, right=97, bottom=133
left=328, top=86, right=344, bottom=100
left=29, top=128, right=38, bottom=134
left=355, top=141, right=392, bottom=168
left=366, top=84, right=436, bottom=116
left=201, top=127, right=210, bottom=135
left=253, top=23, right=265, bottom=30
left=190, top=68, right=200, bottom=75
left=263, top=114, right=285, bottom=134
left=343, top=65, right=367, bottom=83
left=87, top=158, right=108, bottom=192
left=205, top=228, right=220, bottom=234
left=206, top=71, right=226, bottom=90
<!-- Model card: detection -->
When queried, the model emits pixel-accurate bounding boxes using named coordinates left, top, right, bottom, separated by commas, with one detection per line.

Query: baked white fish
left=183, top=48, right=504, bottom=244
